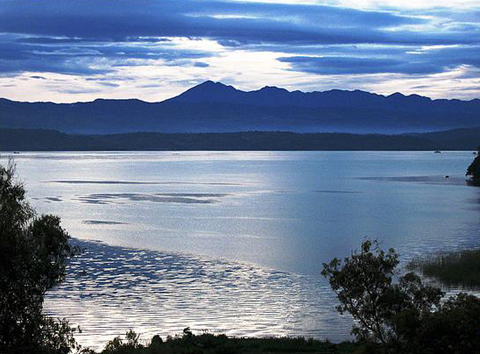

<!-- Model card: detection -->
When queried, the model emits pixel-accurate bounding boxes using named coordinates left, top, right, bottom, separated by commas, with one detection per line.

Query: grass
left=407, top=248, right=480, bottom=288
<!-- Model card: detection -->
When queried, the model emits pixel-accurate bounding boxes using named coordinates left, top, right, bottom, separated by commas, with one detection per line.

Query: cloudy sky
left=0, top=0, right=479, bottom=102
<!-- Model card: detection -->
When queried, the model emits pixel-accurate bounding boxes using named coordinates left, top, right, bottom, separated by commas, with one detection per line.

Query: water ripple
left=44, top=239, right=352, bottom=350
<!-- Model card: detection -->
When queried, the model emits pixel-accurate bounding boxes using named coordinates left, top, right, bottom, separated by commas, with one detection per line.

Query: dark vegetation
left=0, top=161, right=80, bottom=353
left=322, top=240, right=480, bottom=354
left=466, top=152, right=480, bottom=185
left=91, top=329, right=359, bottom=354
left=1, top=127, right=479, bottom=151
left=1, top=81, right=479, bottom=134
left=407, top=248, right=480, bottom=288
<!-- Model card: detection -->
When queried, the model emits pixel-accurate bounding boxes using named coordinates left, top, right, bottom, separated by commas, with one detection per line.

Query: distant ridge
left=1, top=81, right=479, bottom=134
left=171, top=80, right=479, bottom=110
left=1, top=127, right=479, bottom=151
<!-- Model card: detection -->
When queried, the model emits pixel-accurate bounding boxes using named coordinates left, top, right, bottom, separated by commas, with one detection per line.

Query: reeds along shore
left=408, top=248, right=480, bottom=288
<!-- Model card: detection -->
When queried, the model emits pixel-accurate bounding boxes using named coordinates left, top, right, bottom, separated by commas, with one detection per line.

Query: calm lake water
left=2, top=151, right=479, bottom=349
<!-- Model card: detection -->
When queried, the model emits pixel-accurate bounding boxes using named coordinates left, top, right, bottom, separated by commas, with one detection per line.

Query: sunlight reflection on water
left=3, top=151, right=479, bottom=350
left=44, top=240, right=353, bottom=350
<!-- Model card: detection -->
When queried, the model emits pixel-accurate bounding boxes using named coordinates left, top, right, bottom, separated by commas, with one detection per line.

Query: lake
left=2, top=151, right=479, bottom=349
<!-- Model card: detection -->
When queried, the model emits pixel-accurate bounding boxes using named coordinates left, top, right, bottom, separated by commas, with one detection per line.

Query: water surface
left=2, top=151, right=479, bottom=349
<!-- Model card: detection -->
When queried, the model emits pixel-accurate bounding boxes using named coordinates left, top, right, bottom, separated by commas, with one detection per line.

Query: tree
left=0, top=161, right=79, bottom=353
left=322, top=239, right=480, bottom=354
left=466, top=154, right=480, bottom=186
left=415, top=293, right=480, bottom=354
left=103, top=330, right=143, bottom=354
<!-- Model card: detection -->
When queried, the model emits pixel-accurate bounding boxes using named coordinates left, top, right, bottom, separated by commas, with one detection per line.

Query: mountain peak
left=258, top=85, right=289, bottom=93
left=195, top=80, right=234, bottom=91
left=170, top=80, right=239, bottom=103
left=388, top=92, right=406, bottom=98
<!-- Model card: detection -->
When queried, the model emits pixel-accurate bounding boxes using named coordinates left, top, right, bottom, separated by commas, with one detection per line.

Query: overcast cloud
left=0, top=0, right=478, bottom=102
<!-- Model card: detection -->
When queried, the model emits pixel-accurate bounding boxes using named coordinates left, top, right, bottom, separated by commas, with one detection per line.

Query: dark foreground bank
left=1, top=127, right=479, bottom=151
left=81, top=330, right=360, bottom=354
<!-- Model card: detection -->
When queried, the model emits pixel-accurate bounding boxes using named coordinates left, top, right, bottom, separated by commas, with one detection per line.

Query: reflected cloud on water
left=50, top=180, right=244, bottom=186
left=358, top=175, right=470, bottom=186
left=83, top=220, right=130, bottom=225
left=75, top=193, right=229, bottom=205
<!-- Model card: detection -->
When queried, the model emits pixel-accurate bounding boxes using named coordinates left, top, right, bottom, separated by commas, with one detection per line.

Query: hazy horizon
left=3, top=80, right=480, bottom=105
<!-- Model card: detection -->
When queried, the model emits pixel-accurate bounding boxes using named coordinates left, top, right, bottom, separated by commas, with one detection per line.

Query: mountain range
left=1, top=81, right=479, bottom=134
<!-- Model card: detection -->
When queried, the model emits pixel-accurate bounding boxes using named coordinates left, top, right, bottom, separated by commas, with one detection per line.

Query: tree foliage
left=322, top=240, right=480, bottom=354
left=0, top=161, right=79, bottom=353
left=466, top=155, right=480, bottom=185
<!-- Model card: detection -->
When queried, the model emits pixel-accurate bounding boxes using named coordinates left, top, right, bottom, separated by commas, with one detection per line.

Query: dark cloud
left=403, top=7, right=480, bottom=24
left=412, top=85, right=431, bottom=89
left=0, top=33, right=214, bottom=75
left=280, top=56, right=410, bottom=75
left=98, top=82, right=120, bottom=87
left=0, top=0, right=478, bottom=79
left=279, top=46, right=480, bottom=75
left=0, top=0, right=474, bottom=46
left=217, top=40, right=242, bottom=48
left=137, top=83, right=161, bottom=88
left=0, top=58, right=109, bottom=76
left=17, top=36, right=172, bottom=44
left=243, top=43, right=413, bottom=57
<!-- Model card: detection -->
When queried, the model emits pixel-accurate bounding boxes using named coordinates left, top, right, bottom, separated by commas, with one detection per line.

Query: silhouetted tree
left=103, top=330, right=144, bottom=354
left=466, top=152, right=480, bottom=186
left=0, top=161, right=79, bottom=353
left=414, top=293, right=480, bottom=354
left=322, top=239, right=480, bottom=354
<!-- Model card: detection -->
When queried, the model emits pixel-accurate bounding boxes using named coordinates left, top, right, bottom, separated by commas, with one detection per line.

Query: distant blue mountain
left=1, top=81, right=479, bottom=134
left=174, top=81, right=479, bottom=114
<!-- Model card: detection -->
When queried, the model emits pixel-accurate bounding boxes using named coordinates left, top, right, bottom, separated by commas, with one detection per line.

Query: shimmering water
left=46, top=240, right=352, bottom=347
left=2, top=151, right=479, bottom=349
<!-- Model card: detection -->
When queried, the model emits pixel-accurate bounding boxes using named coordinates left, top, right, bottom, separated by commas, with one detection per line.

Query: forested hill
left=1, top=81, right=479, bottom=134
left=1, top=127, right=479, bottom=151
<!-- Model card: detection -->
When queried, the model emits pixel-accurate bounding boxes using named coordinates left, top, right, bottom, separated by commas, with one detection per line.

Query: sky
left=0, top=0, right=479, bottom=102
